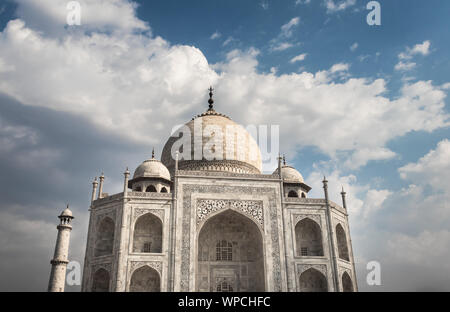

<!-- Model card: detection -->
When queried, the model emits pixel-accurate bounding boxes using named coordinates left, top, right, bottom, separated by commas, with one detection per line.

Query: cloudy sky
left=0, top=0, right=449, bottom=291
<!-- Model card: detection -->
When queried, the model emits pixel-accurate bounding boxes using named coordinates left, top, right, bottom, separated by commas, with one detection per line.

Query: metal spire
left=152, top=147, right=155, bottom=159
left=208, top=86, right=214, bottom=111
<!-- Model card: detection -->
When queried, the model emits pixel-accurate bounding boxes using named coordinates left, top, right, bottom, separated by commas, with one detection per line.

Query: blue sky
left=0, top=0, right=449, bottom=291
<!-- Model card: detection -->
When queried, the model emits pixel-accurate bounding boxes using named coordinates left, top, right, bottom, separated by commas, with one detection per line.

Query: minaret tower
left=48, top=205, right=74, bottom=292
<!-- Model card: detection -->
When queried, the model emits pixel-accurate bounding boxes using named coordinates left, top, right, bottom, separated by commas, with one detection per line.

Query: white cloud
left=344, top=147, right=397, bottom=170
left=350, top=42, right=358, bottom=52
left=388, top=230, right=450, bottom=271
left=271, top=42, right=294, bottom=52
left=396, top=40, right=431, bottom=71
left=0, top=3, right=448, bottom=173
left=223, top=36, right=235, bottom=46
left=260, top=1, right=269, bottom=10
left=290, top=53, right=307, bottom=63
left=399, top=40, right=432, bottom=60
left=399, top=139, right=450, bottom=191
left=14, top=0, right=148, bottom=36
left=325, top=0, right=357, bottom=13
left=329, top=62, right=349, bottom=73
left=280, top=17, right=300, bottom=38
left=395, top=61, right=416, bottom=71
left=296, top=0, right=311, bottom=5
left=210, top=31, right=221, bottom=40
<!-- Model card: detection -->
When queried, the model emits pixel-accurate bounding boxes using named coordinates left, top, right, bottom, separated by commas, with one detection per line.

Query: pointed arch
left=336, top=224, right=350, bottom=261
left=295, top=218, right=324, bottom=257
left=92, top=268, right=110, bottom=292
left=94, top=217, right=115, bottom=257
left=299, top=268, right=328, bottom=292
left=146, top=185, right=157, bottom=192
left=129, top=266, right=160, bottom=292
left=288, top=190, right=299, bottom=198
left=342, top=271, right=354, bottom=292
left=133, top=213, right=162, bottom=253
left=160, top=187, right=168, bottom=193
left=197, top=209, right=265, bottom=292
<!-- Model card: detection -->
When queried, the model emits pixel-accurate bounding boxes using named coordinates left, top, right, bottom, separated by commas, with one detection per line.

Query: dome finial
left=283, top=155, right=286, bottom=166
left=152, top=147, right=155, bottom=159
left=208, top=86, right=214, bottom=111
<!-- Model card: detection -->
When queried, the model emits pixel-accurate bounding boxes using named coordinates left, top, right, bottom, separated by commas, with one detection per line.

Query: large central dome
left=161, top=88, right=262, bottom=174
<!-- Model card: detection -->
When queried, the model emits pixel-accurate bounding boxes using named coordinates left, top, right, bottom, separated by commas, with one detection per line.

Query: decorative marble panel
left=181, top=184, right=282, bottom=292
left=133, top=208, right=165, bottom=223
left=197, top=199, right=263, bottom=226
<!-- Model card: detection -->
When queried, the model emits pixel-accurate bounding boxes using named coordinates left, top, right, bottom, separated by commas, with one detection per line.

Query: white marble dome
left=60, top=206, right=73, bottom=218
left=133, top=158, right=171, bottom=181
left=273, top=165, right=304, bottom=183
left=161, top=109, right=262, bottom=174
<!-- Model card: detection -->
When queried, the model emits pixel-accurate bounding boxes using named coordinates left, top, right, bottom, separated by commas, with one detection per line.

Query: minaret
left=123, top=167, right=130, bottom=198
left=98, top=173, right=105, bottom=199
left=323, top=177, right=340, bottom=291
left=48, top=205, right=74, bottom=292
left=341, top=186, right=347, bottom=209
left=91, top=177, right=98, bottom=203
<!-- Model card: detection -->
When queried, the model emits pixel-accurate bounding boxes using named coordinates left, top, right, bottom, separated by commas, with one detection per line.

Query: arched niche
left=342, top=271, right=354, bottom=292
left=94, top=217, right=115, bottom=257
left=295, top=218, right=324, bottom=257
left=336, top=224, right=350, bottom=261
left=197, top=209, right=265, bottom=292
left=92, top=268, right=110, bottom=292
left=299, top=268, right=328, bottom=292
left=129, top=266, right=160, bottom=292
left=133, top=213, right=163, bottom=253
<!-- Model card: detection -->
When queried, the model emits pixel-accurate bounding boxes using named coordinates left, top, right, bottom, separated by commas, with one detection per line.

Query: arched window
left=217, top=281, right=233, bottom=292
left=216, top=240, right=232, bottom=261
left=197, top=210, right=264, bottom=292
left=92, top=268, right=110, bottom=292
left=342, top=272, right=354, bottom=292
left=94, top=217, right=115, bottom=257
left=336, top=224, right=350, bottom=261
left=160, top=187, right=168, bottom=193
left=134, top=186, right=142, bottom=192
left=301, top=192, right=306, bottom=198
left=129, top=266, right=160, bottom=292
left=288, top=190, right=299, bottom=198
left=295, top=218, right=324, bottom=257
left=146, top=185, right=157, bottom=192
left=299, top=268, right=328, bottom=292
left=133, top=213, right=162, bottom=253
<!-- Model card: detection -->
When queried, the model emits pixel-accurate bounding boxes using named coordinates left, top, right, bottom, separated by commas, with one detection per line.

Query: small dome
left=273, top=165, right=304, bottom=183
left=133, top=158, right=171, bottom=181
left=60, top=206, right=73, bottom=218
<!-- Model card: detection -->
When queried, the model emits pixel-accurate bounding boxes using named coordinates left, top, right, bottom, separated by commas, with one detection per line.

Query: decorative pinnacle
left=283, top=155, right=286, bottom=166
left=152, top=147, right=155, bottom=159
left=208, top=86, right=214, bottom=111
left=341, top=186, right=346, bottom=194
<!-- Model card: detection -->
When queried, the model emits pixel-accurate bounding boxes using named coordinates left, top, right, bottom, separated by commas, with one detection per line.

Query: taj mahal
left=47, top=88, right=357, bottom=292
